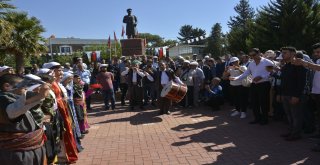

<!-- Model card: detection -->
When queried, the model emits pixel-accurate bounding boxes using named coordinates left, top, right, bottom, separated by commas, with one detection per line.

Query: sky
left=12, top=0, right=270, bottom=40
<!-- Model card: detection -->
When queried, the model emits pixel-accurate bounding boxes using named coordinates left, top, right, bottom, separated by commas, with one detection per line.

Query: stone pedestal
left=120, top=38, right=146, bottom=56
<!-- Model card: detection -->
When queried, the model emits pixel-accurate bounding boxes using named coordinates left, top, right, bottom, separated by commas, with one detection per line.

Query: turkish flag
left=121, top=26, right=125, bottom=37
left=91, top=51, right=97, bottom=62
left=114, top=31, right=117, bottom=42
left=159, top=47, right=164, bottom=59
left=108, top=35, right=111, bottom=48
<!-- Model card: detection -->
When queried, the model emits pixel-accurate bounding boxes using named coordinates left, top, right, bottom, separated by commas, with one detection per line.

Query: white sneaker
left=231, top=111, right=240, bottom=117
left=240, top=112, right=246, bottom=119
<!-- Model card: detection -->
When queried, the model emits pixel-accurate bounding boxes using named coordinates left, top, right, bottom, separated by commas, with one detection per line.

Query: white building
left=169, top=44, right=205, bottom=59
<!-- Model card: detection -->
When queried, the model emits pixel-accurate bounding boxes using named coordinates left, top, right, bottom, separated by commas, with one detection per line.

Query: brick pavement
left=76, top=101, right=320, bottom=165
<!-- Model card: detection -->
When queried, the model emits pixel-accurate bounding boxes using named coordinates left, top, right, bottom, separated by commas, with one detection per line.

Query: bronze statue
left=123, top=8, right=138, bottom=39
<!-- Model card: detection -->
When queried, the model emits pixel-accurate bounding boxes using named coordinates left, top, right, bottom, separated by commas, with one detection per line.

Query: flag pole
left=109, top=46, right=111, bottom=63
left=114, top=41, right=117, bottom=58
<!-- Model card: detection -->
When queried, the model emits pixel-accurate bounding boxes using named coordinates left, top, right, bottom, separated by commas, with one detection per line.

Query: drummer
left=156, top=62, right=184, bottom=115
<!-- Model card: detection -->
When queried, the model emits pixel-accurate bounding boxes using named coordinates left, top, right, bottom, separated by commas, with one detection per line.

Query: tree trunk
left=15, top=54, right=25, bottom=75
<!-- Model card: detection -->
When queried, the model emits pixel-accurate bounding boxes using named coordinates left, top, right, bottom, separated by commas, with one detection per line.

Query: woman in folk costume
left=61, top=72, right=84, bottom=152
left=73, top=74, right=90, bottom=134
left=121, top=60, right=154, bottom=110
left=0, top=74, right=50, bottom=165
left=38, top=72, right=63, bottom=164
left=48, top=62, right=78, bottom=164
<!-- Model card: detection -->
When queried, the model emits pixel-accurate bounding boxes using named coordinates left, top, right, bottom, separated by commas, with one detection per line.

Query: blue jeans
left=102, top=89, right=115, bottom=109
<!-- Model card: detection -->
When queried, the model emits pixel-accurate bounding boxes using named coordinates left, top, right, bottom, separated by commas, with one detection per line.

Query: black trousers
left=129, top=85, right=143, bottom=107
left=250, top=82, right=271, bottom=122
left=120, top=83, right=128, bottom=104
left=83, top=83, right=91, bottom=109
left=230, top=85, right=249, bottom=112
left=313, top=94, right=320, bottom=133
left=179, top=85, right=194, bottom=107
left=205, top=96, right=224, bottom=110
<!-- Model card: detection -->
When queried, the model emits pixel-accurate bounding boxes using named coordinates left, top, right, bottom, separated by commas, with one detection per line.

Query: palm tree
left=4, top=12, right=47, bottom=74
left=0, top=0, right=15, bottom=45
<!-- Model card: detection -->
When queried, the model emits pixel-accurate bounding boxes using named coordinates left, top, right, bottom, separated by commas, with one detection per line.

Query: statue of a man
left=123, top=8, right=138, bottom=39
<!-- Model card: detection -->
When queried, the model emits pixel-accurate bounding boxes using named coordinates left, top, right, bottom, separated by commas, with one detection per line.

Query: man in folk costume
left=38, top=72, right=62, bottom=164
left=48, top=62, right=78, bottom=163
left=156, top=62, right=184, bottom=115
left=121, top=60, right=154, bottom=110
left=0, top=74, right=50, bottom=165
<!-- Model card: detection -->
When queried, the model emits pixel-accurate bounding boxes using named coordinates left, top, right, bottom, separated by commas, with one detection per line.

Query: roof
left=48, top=38, right=112, bottom=45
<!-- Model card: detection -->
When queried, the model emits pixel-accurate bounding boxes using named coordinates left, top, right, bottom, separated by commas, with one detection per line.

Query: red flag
left=159, top=47, right=164, bottom=59
left=121, top=26, right=125, bottom=37
left=114, top=31, right=118, bottom=42
left=108, top=35, right=111, bottom=48
left=144, top=38, right=147, bottom=47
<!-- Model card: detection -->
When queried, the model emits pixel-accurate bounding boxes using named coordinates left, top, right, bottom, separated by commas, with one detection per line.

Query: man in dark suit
left=121, top=60, right=154, bottom=110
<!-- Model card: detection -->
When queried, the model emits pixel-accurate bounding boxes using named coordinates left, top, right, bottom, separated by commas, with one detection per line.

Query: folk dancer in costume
left=38, top=73, right=62, bottom=164
left=156, top=62, right=184, bottom=115
left=73, top=74, right=90, bottom=134
left=48, top=62, right=78, bottom=164
left=121, top=60, right=154, bottom=110
left=0, top=74, right=50, bottom=165
left=61, top=72, right=84, bottom=151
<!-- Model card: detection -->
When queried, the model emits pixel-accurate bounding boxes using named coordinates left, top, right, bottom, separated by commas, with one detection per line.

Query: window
left=59, top=45, right=72, bottom=54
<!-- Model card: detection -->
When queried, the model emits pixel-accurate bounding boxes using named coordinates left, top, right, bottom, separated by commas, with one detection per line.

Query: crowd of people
left=0, top=42, right=320, bottom=164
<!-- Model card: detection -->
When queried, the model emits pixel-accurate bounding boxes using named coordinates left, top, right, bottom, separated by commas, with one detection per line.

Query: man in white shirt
left=156, top=62, right=183, bottom=115
left=231, top=48, right=274, bottom=125
left=121, top=60, right=154, bottom=110
left=191, top=62, right=205, bottom=107
left=77, top=63, right=92, bottom=110
left=310, top=43, right=320, bottom=152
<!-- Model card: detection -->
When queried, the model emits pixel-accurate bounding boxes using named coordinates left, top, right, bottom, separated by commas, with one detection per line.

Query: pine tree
left=206, top=23, right=224, bottom=57
left=177, top=25, right=194, bottom=42
left=227, top=0, right=255, bottom=54
left=178, top=25, right=206, bottom=45
left=252, top=0, right=320, bottom=53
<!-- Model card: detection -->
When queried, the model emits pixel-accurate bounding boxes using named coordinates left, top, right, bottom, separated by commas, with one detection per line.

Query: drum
left=161, top=81, right=187, bottom=103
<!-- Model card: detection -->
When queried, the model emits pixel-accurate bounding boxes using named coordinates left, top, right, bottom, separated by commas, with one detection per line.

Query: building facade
left=169, top=44, right=205, bottom=58
left=47, top=37, right=112, bottom=55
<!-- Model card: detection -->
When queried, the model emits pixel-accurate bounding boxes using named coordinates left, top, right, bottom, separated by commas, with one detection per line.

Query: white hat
left=99, top=64, right=108, bottom=69
left=153, top=56, right=158, bottom=59
left=37, top=68, right=51, bottom=74
left=229, top=57, right=239, bottom=63
left=204, top=55, right=210, bottom=59
left=0, top=66, right=12, bottom=72
left=61, top=72, right=73, bottom=82
left=265, top=50, right=276, bottom=58
left=183, top=60, right=190, bottom=64
left=276, top=54, right=283, bottom=60
left=43, top=62, right=61, bottom=69
left=27, top=84, right=42, bottom=91
left=25, top=74, right=42, bottom=81
left=190, top=61, right=198, bottom=66
left=303, top=54, right=313, bottom=63
left=42, top=63, right=50, bottom=69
